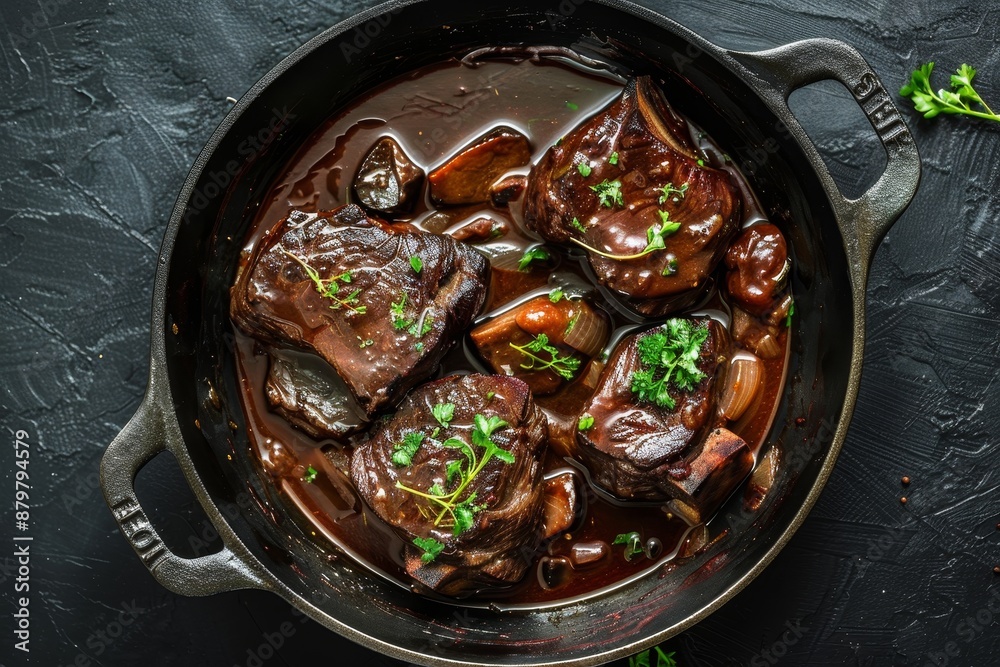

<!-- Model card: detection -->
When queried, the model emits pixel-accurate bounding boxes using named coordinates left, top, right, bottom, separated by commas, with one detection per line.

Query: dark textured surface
left=1, top=1, right=998, bottom=665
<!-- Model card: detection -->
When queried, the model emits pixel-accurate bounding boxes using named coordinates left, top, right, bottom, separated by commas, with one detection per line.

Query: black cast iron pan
left=100, top=1, right=920, bottom=664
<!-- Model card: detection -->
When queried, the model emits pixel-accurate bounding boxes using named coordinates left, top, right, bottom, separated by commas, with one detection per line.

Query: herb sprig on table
left=629, top=646, right=677, bottom=667
left=900, top=62, right=999, bottom=124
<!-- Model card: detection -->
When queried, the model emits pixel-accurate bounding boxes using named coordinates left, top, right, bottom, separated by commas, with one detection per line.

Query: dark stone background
left=1, top=0, right=999, bottom=665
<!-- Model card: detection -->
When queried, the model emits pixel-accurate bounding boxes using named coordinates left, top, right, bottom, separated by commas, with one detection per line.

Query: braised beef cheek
left=231, top=204, right=490, bottom=417
left=350, top=373, right=555, bottom=596
left=524, top=76, right=742, bottom=316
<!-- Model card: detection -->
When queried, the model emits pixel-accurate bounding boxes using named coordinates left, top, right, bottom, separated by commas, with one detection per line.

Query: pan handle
left=100, top=392, right=270, bottom=596
left=729, top=38, right=921, bottom=270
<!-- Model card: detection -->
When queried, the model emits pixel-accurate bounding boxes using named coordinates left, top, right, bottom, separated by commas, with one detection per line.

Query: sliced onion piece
left=563, top=302, right=609, bottom=357
left=744, top=444, right=781, bottom=513
left=719, top=354, right=763, bottom=421
left=753, top=333, right=782, bottom=359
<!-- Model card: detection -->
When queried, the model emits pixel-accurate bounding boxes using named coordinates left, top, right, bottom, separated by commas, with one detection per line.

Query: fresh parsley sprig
left=570, top=219, right=680, bottom=261
left=630, top=319, right=709, bottom=410
left=658, top=182, right=689, bottom=204
left=396, top=414, right=514, bottom=537
left=590, top=179, right=624, bottom=208
left=509, top=333, right=581, bottom=381
left=900, top=62, right=999, bottom=123
left=282, top=250, right=367, bottom=315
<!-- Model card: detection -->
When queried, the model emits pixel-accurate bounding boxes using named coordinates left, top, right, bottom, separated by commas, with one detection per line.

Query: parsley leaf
left=658, top=182, right=689, bottom=204
left=613, top=531, right=645, bottom=561
left=518, top=247, right=550, bottom=272
left=901, top=62, right=999, bottom=123
left=609, top=151, right=619, bottom=165
left=390, top=291, right=412, bottom=330
left=452, top=493, right=486, bottom=534
left=577, top=162, right=593, bottom=177
left=409, top=255, right=423, bottom=273
left=590, top=179, right=624, bottom=208
left=786, top=298, right=796, bottom=328
left=432, top=403, right=455, bottom=429
left=509, top=333, right=581, bottom=381
left=549, top=288, right=565, bottom=303
left=413, top=536, right=445, bottom=563
left=391, top=432, right=424, bottom=467
left=578, top=414, right=595, bottom=431
left=570, top=217, right=588, bottom=234
left=630, top=319, right=709, bottom=410
left=302, top=465, right=318, bottom=484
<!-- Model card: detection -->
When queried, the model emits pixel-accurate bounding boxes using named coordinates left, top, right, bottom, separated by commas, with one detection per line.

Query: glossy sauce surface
left=233, top=54, right=789, bottom=608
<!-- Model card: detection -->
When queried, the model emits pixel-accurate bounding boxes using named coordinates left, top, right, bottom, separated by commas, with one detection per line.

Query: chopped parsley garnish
left=590, top=179, right=624, bottom=208
left=414, top=341, right=424, bottom=353
left=613, top=531, right=645, bottom=561
left=396, top=414, right=514, bottom=536
left=282, top=250, right=366, bottom=315
left=518, top=247, right=550, bottom=271
left=697, top=158, right=705, bottom=166
left=509, top=333, right=580, bottom=381
left=549, top=288, right=565, bottom=303
left=391, top=432, right=424, bottom=467
left=570, top=217, right=588, bottom=234
left=409, top=255, right=423, bottom=274
left=658, top=182, right=689, bottom=204
left=485, top=391, right=496, bottom=401
left=630, top=319, right=709, bottom=410
left=578, top=414, right=595, bottom=431
left=566, top=100, right=579, bottom=110
left=786, top=298, right=796, bottom=328
left=302, top=465, right=318, bottom=483
left=609, top=151, right=620, bottom=165
left=390, top=291, right=412, bottom=330
left=412, top=536, right=445, bottom=563
left=432, top=403, right=455, bottom=429
left=662, top=258, right=679, bottom=276
left=577, top=162, right=593, bottom=177
left=407, top=313, right=433, bottom=338
left=391, top=292, right=432, bottom=337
